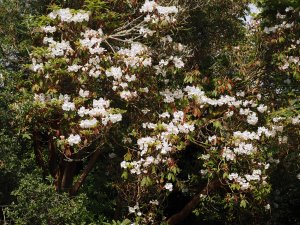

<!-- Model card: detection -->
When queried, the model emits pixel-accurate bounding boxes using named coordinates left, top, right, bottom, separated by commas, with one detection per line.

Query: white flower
left=247, top=112, right=258, bottom=125
left=140, top=0, right=157, bottom=13
left=164, top=183, right=173, bottom=191
left=68, top=64, right=82, bottom=72
left=142, top=57, right=152, bottom=67
left=257, top=93, right=262, bottom=100
left=292, top=115, right=300, bottom=125
left=236, top=91, right=245, bottom=97
left=106, top=67, right=123, bottom=80
left=228, top=173, right=239, bottom=180
left=109, top=114, right=122, bottom=123
left=257, top=104, right=267, bottom=113
left=156, top=6, right=178, bottom=15
left=128, top=204, right=140, bottom=214
left=48, top=11, right=58, bottom=19
left=34, top=93, right=45, bottom=103
left=141, top=108, right=150, bottom=114
left=208, top=135, right=217, bottom=144
left=57, top=8, right=73, bottom=22
left=71, top=11, right=89, bottom=22
left=80, top=118, right=98, bottom=129
left=31, top=63, right=44, bottom=72
left=173, top=56, right=184, bottom=68
left=125, top=74, right=136, bottom=82
left=201, top=154, right=210, bottom=160
left=67, top=134, right=81, bottom=146
left=159, top=112, right=170, bottom=118
left=226, top=111, right=234, bottom=118
left=144, top=14, right=151, bottom=22
left=143, top=156, right=154, bottom=167
left=48, top=40, right=73, bottom=57
left=62, top=101, right=75, bottom=111
left=222, top=147, right=236, bottom=161
left=140, top=87, right=149, bottom=93
left=150, top=200, right=159, bottom=205
left=89, top=107, right=107, bottom=117
left=173, top=111, right=184, bottom=122
left=42, top=26, right=56, bottom=33
left=78, top=107, right=88, bottom=117
left=139, top=27, right=155, bottom=38
left=49, top=9, right=89, bottom=23
left=93, top=98, right=110, bottom=108
left=233, top=142, right=257, bottom=155
left=120, top=90, right=137, bottom=100
left=43, top=37, right=55, bottom=44
left=120, top=161, right=128, bottom=169
left=240, top=182, right=250, bottom=190
left=272, top=117, right=284, bottom=123
left=79, top=89, right=89, bottom=98
left=239, top=108, right=251, bottom=115
left=59, top=94, right=71, bottom=102
left=128, top=207, right=135, bottom=214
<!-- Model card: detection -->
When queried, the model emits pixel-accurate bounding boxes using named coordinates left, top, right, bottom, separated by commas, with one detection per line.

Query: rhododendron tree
left=28, top=1, right=190, bottom=195
left=1, top=0, right=300, bottom=224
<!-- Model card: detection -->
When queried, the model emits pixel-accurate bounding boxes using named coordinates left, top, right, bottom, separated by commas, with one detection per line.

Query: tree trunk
left=33, top=131, right=48, bottom=178
left=167, top=179, right=221, bottom=225
left=61, top=161, right=77, bottom=191
left=70, top=149, right=102, bottom=195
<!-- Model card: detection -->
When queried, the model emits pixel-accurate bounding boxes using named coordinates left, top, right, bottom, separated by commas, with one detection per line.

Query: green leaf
left=240, top=199, right=247, bottom=208
left=213, top=121, right=222, bottom=129
left=121, top=171, right=128, bottom=180
left=22, top=133, right=31, bottom=140
left=124, top=152, right=132, bottom=161
left=141, top=176, right=152, bottom=186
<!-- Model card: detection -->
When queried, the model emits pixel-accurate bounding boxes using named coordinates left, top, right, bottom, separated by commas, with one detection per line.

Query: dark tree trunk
left=70, top=149, right=102, bottom=195
left=167, top=179, right=221, bottom=225
left=33, top=130, right=48, bottom=178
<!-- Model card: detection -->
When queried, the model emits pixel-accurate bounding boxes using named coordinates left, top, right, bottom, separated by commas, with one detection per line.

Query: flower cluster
left=48, top=8, right=89, bottom=23
left=228, top=169, right=267, bottom=191
left=263, top=7, right=300, bottom=77
left=121, top=111, right=195, bottom=175
left=140, top=0, right=179, bottom=23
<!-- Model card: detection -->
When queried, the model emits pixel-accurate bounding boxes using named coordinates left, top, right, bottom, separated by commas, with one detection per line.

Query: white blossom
left=62, top=101, right=75, bottom=111
left=79, top=89, right=89, bottom=98
left=164, top=183, right=173, bottom=191
left=67, top=134, right=81, bottom=146
left=140, top=0, right=157, bottom=13
left=247, top=112, right=258, bottom=125
left=42, top=26, right=56, bottom=33
left=257, top=104, right=267, bottom=113
left=80, top=118, right=98, bottom=129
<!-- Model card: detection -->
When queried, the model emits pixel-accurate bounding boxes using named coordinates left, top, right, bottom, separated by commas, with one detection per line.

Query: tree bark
left=33, top=131, right=48, bottom=178
left=69, top=149, right=102, bottom=195
left=61, top=161, right=77, bottom=191
left=48, top=138, right=59, bottom=178
left=167, top=179, right=221, bottom=225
